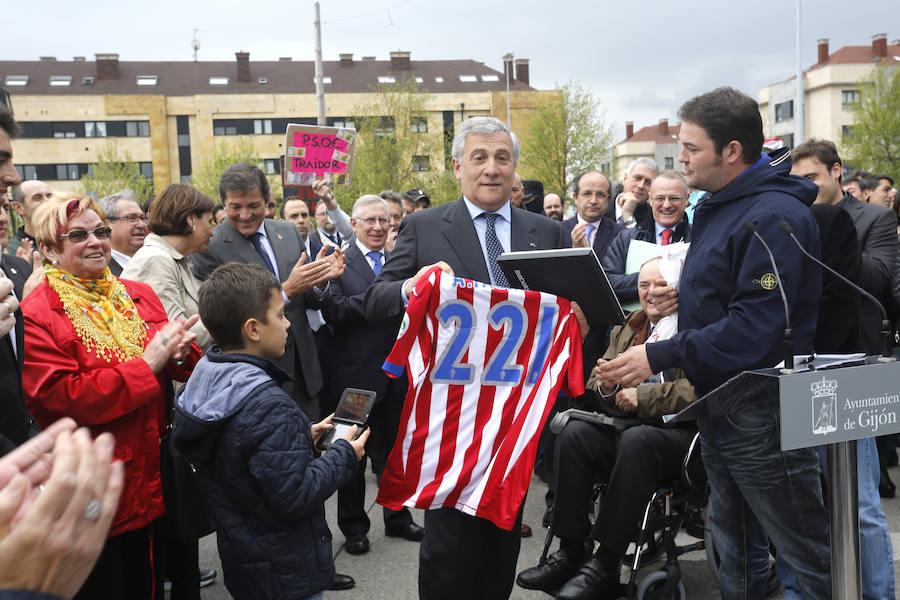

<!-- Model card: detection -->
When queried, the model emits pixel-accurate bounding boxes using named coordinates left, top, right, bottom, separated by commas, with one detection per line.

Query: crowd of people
left=0, top=83, right=899, bottom=600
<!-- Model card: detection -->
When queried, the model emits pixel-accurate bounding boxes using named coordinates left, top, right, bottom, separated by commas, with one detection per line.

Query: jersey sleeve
left=561, top=304, right=585, bottom=398
left=383, top=266, right=441, bottom=378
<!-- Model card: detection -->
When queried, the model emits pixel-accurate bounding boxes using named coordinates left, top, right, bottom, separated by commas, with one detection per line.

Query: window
left=313, top=76, right=332, bottom=85
left=85, top=122, right=107, bottom=138
left=374, top=117, right=395, bottom=137
left=780, top=133, right=794, bottom=149
left=124, top=121, right=150, bottom=137
left=332, top=119, right=355, bottom=130
left=82, top=76, right=94, bottom=86
left=209, top=77, right=229, bottom=86
left=49, top=76, right=72, bottom=87
left=139, top=163, right=153, bottom=179
left=136, top=75, right=158, bottom=86
left=253, top=119, right=273, bottom=135
left=775, top=100, right=793, bottom=122
left=434, top=76, right=444, bottom=83
left=600, top=162, right=610, bottom=173
left=258, top=77, right=268, bottom=85
left=377, top=76, right=396, bottom=84
left=14, top=165, right=37, bottom=180
left=664, top=157, right=674, bottom=169
left=51, top=122, right=80, bottom=138
left=261, top=158, right=280, bottom=175
left=180, top=175, right=193, bottom=184
left=841, top=89, right=859, bottom=109
left=56, top=164, right=81, bottom=180
left=177, top=134, right=190, bottom=146
left=5, top=75, right=28, bottom=86
left=410, top=117, right=427, bottom=133
left=842, top=125, right=856, bottom=139
left=415, top=77, right=424, bottom=84
left=459, top=75, right=477, bottom=82
left=481, top=74, right=500, bottom=82
left=412, top=155, right=430, bottom=172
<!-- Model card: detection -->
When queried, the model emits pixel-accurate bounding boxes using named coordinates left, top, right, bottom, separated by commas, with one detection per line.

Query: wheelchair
left=533, top=406, right=711, bottom=600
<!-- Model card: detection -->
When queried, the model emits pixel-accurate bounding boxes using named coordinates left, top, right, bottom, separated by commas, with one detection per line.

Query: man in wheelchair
left=518, top=258, right=698, bottom=599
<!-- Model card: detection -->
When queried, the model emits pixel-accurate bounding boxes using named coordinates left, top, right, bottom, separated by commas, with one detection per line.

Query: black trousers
left=338, top=379, right=412, bottom=536
left=74, top=523, right=163, bottom=600
left=553, top=421, right=695, bottom=556
left=419, top=507, right=523, bottom=600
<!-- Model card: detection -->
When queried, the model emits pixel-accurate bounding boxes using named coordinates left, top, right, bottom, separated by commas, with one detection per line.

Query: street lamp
left=503, top=52, right=514, bottom=127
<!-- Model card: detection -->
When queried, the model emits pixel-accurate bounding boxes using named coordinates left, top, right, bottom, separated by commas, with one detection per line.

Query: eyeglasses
left=58, top=226, right=113, bottom=242
left=109, top=215, right=148, bottom=224
left=578, top=190, right=609, bottom=200
left=650, top=195, right=687, bottom=203
left=356, top=216, right=390, bottom=227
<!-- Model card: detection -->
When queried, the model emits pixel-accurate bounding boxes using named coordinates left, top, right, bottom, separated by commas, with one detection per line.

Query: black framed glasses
left=58, top=226, right=113, bottom=242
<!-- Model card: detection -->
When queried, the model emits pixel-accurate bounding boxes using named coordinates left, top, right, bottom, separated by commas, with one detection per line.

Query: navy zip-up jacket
left=173, top=347, right=358, bottom=600
left=645, top=149, right=822, bottom=397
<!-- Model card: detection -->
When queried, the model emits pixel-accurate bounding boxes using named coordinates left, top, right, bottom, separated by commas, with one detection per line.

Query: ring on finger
left=83, top=499, right=102, bottom=521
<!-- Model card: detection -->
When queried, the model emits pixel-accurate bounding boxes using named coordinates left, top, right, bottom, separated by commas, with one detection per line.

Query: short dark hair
left=571, top=169, right=610, bottom=198
left=199, top=263, right=281, bottom=351
left=850, top=169, right=872, bottom=181
left=218, top=162, right=270, bottom=203
left=678, top=87, right=763, bottom=165
left=859, top=174, right=882, bottom=192
left=876, top=174, right=894, bottom=187
left=0, top=108, right=20, bottom=138
left=791, top=138, right=842, bottom=176
left=279, top=195, right=301, bottom=218
left=148, top=184, right=215, bottom=236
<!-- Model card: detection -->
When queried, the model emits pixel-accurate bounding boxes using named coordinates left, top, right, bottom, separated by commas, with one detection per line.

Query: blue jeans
left=700, top=403, right=831, bottom=599
left=778, top=437, right=895, bottom=600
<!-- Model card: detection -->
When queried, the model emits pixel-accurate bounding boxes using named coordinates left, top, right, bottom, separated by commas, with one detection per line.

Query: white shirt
left=355, top=238, right=385, bottom=273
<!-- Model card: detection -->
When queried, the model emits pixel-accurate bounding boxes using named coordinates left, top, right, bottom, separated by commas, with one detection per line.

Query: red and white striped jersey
left=378, top=267, right=584, bottom=530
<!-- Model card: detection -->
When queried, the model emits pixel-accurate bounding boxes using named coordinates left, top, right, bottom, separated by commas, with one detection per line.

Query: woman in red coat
left=21, top=193, right=201, bottom=600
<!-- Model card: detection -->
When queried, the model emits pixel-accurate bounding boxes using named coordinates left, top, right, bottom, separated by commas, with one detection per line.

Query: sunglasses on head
left=58, top=226, right=113, bottom=242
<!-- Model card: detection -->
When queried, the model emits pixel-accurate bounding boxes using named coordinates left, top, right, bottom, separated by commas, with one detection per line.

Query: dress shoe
left=556, top=556, right=620, bottom=600
left=329, top=573, right=355, bottom=591
left=385, top=521, right=425, bottom=542
left=345, top=534, right=370, bottom=555
left=521, top=523, right=533, bottom=538
left=199, top=568, right=217, bottom=588
left=515, top=550, right=579, bottom=593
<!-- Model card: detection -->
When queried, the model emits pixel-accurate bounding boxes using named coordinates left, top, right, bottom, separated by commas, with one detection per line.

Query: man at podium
left=597, top=87, right=831, bottom=598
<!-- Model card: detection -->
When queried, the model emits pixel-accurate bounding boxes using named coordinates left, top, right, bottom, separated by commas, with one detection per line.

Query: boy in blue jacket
left=174, top=263, right=368, bottom=600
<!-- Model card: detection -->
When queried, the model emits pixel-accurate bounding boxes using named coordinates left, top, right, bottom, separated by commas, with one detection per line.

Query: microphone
left=743, top=220, right=795, bottom=373
left=779, top=220, right=895, bottom=362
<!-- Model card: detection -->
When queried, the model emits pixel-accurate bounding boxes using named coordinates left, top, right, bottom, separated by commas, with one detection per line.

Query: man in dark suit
left=98, top=191, right=148, bottom=278
left=602, top=157, right=658, bottom=226
left=190, top=163, right=346, bottom=418
left=323, top=194, right=424, bottom=557
left=0, top=111, right=40, bottom=454
left=562, top=170, right=622, bottom=259
left=789, top=138, right=897, bottom=354
left=365, top=117, right=570, bottom=600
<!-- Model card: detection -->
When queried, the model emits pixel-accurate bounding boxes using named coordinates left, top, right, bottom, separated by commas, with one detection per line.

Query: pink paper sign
left=290, top=131, right=349, bottom=175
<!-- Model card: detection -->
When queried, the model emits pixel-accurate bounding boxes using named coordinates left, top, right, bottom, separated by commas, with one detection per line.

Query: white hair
left=451, top=116, right=520, bottom=163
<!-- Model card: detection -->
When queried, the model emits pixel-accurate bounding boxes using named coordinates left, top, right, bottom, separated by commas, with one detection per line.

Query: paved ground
left=194, top=463, right=900, bottom=599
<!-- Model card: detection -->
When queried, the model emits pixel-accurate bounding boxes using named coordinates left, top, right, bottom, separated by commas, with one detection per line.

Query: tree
left=844, top=66, right=900, bottom=179
left=334, top=79, right=450, bottom=210
left=191, top=138, right=281, bottom=203
left=519, top=81, right=615, bottom=199
left=79, top=143, right=155, bottom=202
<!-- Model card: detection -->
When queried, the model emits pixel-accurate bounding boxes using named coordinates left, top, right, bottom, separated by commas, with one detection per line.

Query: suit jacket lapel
left=221, top=220, right=269, bottom=272
left=263, top=220, right=296, bottom=278
left=346, top=244, right=375, bottom=284
left=441, top=198, right=491, bottom=283
left=510, top=207, right=539, bottom=251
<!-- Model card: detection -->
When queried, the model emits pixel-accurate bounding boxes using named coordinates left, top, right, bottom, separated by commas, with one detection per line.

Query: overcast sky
left=6, top=0, right=899, bottom=141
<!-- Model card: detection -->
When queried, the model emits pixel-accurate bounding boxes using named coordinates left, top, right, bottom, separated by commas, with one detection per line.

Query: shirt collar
left=355, top=237, right=383, bottom=257
left=576, top=214, right=602, bottom=227
left=462, top=196, right=511, bottom=223
left=654, top=221, right=672, bottom=238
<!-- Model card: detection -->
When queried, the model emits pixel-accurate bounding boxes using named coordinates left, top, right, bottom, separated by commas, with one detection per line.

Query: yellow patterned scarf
left=44, top=265, right=148, bottom=363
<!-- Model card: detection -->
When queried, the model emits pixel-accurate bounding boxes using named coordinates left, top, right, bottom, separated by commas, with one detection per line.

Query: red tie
left=661, top=229, right=673, bottom=245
